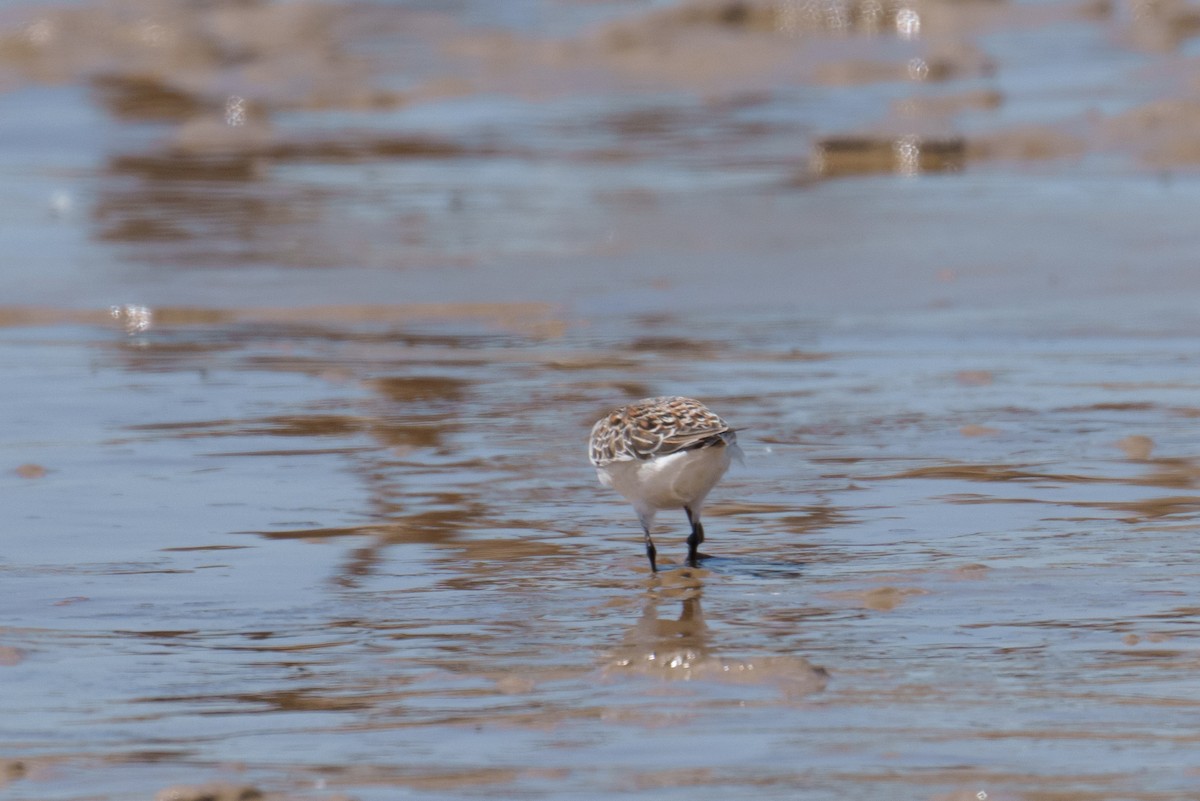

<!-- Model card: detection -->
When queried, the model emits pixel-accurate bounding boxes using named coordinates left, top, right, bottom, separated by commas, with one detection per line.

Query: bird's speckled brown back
left=589, top=396, right=735, bottom=467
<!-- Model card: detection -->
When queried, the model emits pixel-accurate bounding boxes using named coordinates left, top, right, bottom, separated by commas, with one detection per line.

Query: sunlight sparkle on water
left=134, top=18, right=169, bottom=47
left=895, top=7, right=921, bottom=38
left=49, top=190, right=72, bottom=217
left=22, top=18, right=53, bottom=45
left=225, top=96, right=247, bottom=127
left=109, top=304, right=153, bottom=334
left=894, top=135, right=921, bottom=175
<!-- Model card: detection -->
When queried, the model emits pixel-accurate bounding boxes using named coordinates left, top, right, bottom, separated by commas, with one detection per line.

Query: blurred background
left=8, top=2, right=1200, bottom=800
left=6, top=0, right=1200, bottom=315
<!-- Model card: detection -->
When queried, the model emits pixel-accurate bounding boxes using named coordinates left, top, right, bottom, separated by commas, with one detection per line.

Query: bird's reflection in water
left=611, top=571, right=711, bottom=674
left=605, top=570, right=828, bottom=697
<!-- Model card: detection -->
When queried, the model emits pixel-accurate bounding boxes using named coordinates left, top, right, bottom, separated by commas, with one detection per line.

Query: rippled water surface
left=9, top=308, right=1200, bottom=800
left=7, top=0, right=1200, bottom=799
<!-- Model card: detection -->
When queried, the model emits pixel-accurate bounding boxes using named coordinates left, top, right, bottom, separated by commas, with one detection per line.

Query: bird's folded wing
left=656, top=427, right=734, bottom=456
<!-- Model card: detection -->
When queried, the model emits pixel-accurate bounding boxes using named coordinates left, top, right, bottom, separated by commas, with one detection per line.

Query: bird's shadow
left=657, top=554, right=807, bottom=581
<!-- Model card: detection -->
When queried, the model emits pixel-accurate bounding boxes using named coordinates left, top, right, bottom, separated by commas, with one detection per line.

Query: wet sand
left=5, top=1, right=1200, bottom=800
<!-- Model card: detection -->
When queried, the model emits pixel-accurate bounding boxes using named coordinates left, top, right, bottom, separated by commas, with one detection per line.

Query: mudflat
left=4, top=2, right=1200, bottom=800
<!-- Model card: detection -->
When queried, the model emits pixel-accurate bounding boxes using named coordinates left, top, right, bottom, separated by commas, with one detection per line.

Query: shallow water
left=8, top=308, right=1200, bottom=800
left=6, top=0, right=1200, bottom=799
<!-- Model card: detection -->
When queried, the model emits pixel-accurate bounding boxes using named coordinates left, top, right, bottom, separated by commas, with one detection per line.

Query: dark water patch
left=152, top=782, right=265, bottom=801
left=1082, top=495, right=1200, bottom=520
left=626, top=336, right=723, bottom=355
left=811, top=136, right=967, bottom=178
left=694, top=555, right=808, bottom=580
left=109, top=568, right=195, bottom=575
left=90, top=73, right=216, bottom=122
left=204, top=447, right=377, bottom=458
left=603, top=0, right=977, bottom=41
left=108, top=138, right=496, bottom=184
left=448, top=535, right=573, bottom=562
left=552, top=381, right=658, bottom=403
left=249, top=525, right=377, bottom=542
left=266, top=135, right=488, bottom=163
left=884, top=463, right=1101, bottom=483
left=232, top=350, right=490, bottom=376
left=126, top=411, right=453, bottom=451
left=368, top=423, right=447, bottom=449
left=759, top=349, right=833, bottom=362
left=367, top=375, right=469, bottom=404
left=115, top=630, right=202, bottom=639
left=1086, top=402, right=1161, bottom=411
left=98, top=214, right=193, bottom=242
left=56, top=303, right=555, bottom=332
left=106, top=339, right=242, bottom=361
left=107, top=154, right=265, bottom=183
left=128, top=414, right=369, bottom=439
left=543, top=355, right=643, bottom=372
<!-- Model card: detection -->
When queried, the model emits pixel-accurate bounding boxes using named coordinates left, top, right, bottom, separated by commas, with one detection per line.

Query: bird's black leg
left=684, top=506, right=705, bottom=567
left=642, top=525, right=658, bottom=573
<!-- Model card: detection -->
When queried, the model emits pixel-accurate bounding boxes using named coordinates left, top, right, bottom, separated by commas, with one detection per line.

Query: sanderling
left=589, top=396, right=741, bottom=572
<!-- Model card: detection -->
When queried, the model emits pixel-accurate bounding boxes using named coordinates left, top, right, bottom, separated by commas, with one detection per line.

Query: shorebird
left=589, top=396, right=741, bottom=572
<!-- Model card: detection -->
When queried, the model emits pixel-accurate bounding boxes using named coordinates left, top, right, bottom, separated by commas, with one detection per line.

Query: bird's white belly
left=598, top=445, right=732, bottom=514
